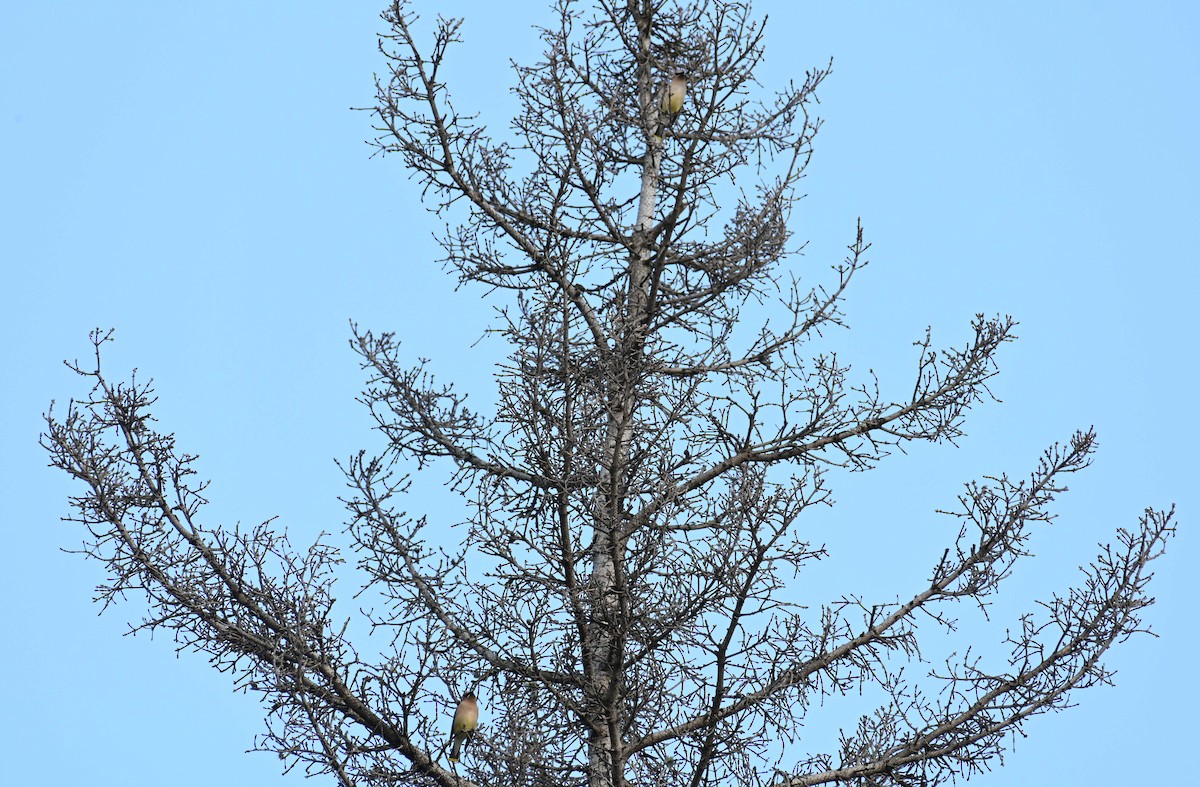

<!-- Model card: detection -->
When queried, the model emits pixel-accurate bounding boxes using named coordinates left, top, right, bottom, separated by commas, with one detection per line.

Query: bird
left=661, top=71, right=688, bottom=116
left=653, top=72, right=688, bottom=143
left=448, top=691, right=479, bottom=764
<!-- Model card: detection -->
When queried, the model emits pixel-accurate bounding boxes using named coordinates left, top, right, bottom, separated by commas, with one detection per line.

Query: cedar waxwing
left=448, top=691, right=479, bottom=763
left=660, top=72, right=688, bottom=116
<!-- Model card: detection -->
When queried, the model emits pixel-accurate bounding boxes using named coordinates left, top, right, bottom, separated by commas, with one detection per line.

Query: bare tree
left=42, top=1, right=1174, bottom=786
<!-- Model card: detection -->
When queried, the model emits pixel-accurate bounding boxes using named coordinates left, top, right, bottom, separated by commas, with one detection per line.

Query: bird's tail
left=450, top=734, right=462, bottom=763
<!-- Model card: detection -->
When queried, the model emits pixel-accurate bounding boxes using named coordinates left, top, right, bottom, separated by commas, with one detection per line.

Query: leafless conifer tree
left=43, top=1, right=1174, bottom=786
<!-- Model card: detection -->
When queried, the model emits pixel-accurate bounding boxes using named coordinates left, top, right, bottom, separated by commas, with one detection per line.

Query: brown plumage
left=661, top=72, right=688, bottom=115
left=448, top=691, right=479, bottom=763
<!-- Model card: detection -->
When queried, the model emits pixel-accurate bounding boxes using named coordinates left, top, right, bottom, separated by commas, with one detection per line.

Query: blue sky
left=2, top=1, right=1195, bottom=784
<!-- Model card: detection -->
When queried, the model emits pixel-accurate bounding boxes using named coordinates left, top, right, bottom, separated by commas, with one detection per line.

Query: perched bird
left=660, top=71, right=688, bottom=116
left=448, top=691, right=479, bottom=764
left=652, top=72, right=688, bottom=143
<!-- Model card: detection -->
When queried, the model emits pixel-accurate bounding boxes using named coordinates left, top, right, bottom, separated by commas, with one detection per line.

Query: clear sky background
left=2, top=1, right=1196, bottom=784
